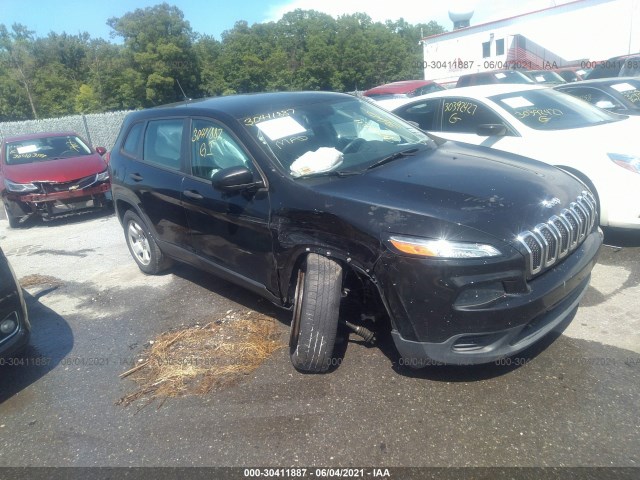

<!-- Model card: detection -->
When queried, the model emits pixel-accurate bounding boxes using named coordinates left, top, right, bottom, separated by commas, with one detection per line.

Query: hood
left=312, top=142, right=587, bottom=244
left=3, top=154, right=107, bottom=184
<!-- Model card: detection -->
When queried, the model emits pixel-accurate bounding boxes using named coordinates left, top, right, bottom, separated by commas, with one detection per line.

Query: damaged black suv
left=109, top=91, right=602, bottom=373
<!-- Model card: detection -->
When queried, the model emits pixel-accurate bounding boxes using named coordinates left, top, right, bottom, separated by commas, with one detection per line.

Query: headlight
left=4, top=178, right=39, bottom=193
left=96, top=170, right=110, bottom=182
left=389, top=235, right=501, bottom=259
left=608, top=153, right=640, bottom=173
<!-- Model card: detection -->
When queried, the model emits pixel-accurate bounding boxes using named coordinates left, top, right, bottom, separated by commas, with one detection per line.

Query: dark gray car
left=555, top=77, right=640, bottom=116
left=0, top=246, right=30, bottom=358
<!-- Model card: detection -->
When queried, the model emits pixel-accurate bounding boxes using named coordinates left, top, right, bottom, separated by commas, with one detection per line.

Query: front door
left=181, top=118, right=275, bottom=291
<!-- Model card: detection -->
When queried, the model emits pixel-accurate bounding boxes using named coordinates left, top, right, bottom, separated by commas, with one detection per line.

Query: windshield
left=490, top=88, right=623, bottom=130
left=5, top=135, right=92, bottom=165
left=527, top=71, right=566, bottom=84
left=609, top=80, right=640, bottom=107
left=241, top=97, right=433, bottom=177
left=492, top=71, right=534, bottom=84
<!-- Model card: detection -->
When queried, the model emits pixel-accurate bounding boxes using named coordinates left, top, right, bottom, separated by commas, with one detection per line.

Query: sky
left=0, top=0, right=576, bottom=41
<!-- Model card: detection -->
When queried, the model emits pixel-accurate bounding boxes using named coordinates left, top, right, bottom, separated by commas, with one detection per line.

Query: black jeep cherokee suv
left=109, top=91, right=602, bottom=373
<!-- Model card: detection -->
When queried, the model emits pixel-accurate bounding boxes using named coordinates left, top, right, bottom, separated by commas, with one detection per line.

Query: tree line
left=0, top=3, right=444, bottom=121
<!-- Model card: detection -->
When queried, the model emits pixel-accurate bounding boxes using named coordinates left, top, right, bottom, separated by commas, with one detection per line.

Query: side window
left=122, top=122, right=144, bottom=157
left=441, top=98, right=506, bottom=134
left=482, top=41, right=490, bottom=58
left=457, top=76, right=471, bottom=87
left=398, top=99, right=441, bottom=131
left=143, top=119, right=184, bottom=170
left=475, top=74, right=493, bottom=86
left=190, top=119, right=251, bottom=180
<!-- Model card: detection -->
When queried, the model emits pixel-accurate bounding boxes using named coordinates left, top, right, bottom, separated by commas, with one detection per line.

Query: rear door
left=181, top=117, right=275, bottom=290
left=121, top=118, right=191, bottom=248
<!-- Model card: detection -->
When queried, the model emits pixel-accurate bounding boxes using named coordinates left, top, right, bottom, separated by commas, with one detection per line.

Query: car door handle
left=129, top=173, right=143, bottom=182
left=183, top=189, right=204, bottom=200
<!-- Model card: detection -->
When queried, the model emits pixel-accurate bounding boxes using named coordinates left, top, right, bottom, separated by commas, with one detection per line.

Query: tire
left=122, top=210, right=172, bottom=274
left=289, top=253, right=343, bottom=373
left=3, top=202, right=21, bottom=228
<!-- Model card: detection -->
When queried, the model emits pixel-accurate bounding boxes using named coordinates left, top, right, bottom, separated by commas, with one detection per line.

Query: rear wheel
left=289, top=254, right=343, bottom=373
left=122, top=210, right=172, bottom=274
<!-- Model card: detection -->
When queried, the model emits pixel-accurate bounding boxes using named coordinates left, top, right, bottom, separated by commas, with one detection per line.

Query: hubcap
left=127, top=220, right=151, bottom=266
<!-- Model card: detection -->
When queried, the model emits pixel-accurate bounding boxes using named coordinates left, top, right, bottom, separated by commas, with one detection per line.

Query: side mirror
left=95, top=146, right=107, bottom=156
left=476, top=124, right=507, bottom=136
left=212, top=166, right=263, bottom=191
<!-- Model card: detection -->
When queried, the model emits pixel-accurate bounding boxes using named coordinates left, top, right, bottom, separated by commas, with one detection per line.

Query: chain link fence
left=0, top=111, right=133, bottom=150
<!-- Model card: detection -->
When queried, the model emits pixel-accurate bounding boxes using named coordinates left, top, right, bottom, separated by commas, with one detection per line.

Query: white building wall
left=422, top=0, right=640, bottom=85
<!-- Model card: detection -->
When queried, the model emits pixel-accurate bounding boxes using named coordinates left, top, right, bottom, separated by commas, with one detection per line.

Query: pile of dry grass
left=117, top=310, right=284, bottom=409
left=20, top=274, right=65, bottom=288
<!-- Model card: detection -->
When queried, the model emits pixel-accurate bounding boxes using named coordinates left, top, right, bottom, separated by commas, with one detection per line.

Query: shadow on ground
left=0, top=289, right=73, bottom=403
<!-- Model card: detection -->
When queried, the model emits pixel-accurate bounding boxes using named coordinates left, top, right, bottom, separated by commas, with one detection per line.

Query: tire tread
left=290, top=254, right=342, bottom=372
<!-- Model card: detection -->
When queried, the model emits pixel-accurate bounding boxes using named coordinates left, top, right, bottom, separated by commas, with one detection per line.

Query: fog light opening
left=452, top=332, right=503, bottom=352
left=0, top=316, right=18, bottom=335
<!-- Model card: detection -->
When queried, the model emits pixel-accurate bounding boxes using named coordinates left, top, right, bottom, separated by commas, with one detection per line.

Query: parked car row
left=362, top=80, right=444, bottom=100
left=8, top=83, right=633, bottom=374
left=583, top=53, right=640, bottom=80
left=376, top=83, right=640, bottom=230
left=0, top=131, right=113, bottom=358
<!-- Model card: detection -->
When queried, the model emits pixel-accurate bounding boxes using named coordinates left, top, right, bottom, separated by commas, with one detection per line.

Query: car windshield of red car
left=5, top=135, right=92, bottom=165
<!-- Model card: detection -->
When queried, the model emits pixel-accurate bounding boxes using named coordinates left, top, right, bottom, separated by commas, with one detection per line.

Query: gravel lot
left=0, top=210, right=639, bottom=468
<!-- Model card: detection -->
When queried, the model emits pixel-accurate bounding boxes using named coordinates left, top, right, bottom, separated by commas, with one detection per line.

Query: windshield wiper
left=296, top=169, right=361, bottom=179
left=366, top=148, right=419, bottom=171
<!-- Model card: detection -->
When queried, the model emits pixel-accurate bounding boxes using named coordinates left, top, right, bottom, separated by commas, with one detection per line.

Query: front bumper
left=392, top=274, right=588, bottom=366
left=4, top=182, right=110, bottom=217
left=377, top=229, right=602, bottom=366
left=15, top=181, right=110, bottom=204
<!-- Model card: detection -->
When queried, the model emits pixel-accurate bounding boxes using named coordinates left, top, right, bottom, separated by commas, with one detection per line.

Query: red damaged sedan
left=0, top=132, right=111, bottom=227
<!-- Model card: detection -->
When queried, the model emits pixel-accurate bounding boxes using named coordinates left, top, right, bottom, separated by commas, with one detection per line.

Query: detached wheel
left=3, top=202, right=21, bottom=228
left=122, top=210, right=171, bottom=274
left=289, top=254, right=343, bottom=373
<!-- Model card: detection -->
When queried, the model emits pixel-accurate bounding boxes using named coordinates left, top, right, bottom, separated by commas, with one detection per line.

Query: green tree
left=0, top=23, right=39, bottom=118
left=32, top=61, right=76, bottom=117
left=385, top=19, right=445, bottom=79
left=107, top=2, right=199, bottom=105
left=0, top=6, right=447, bottom=119
left=194, top=35, right=226, bottom=96
left=75, top=84, right=102, bottom=113
left=216, top=20, right=271, bottom=94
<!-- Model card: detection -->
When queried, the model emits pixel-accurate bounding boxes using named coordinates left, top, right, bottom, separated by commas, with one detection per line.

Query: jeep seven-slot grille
left=517, top=191, right=596, bottom=278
